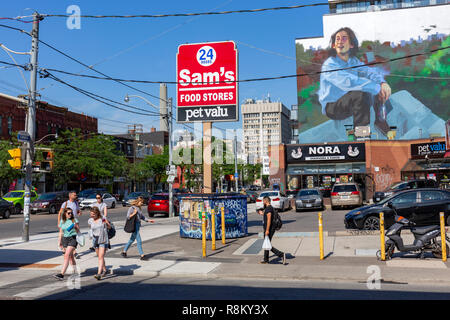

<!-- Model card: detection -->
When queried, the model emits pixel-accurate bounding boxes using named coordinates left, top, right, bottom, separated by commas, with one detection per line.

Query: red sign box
left=176, top=41, right=238, bottom=122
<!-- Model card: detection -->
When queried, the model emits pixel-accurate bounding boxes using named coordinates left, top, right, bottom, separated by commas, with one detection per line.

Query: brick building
left=0, top=93, right=97, bottom=141
left=269, top=137, right=449, bottom=201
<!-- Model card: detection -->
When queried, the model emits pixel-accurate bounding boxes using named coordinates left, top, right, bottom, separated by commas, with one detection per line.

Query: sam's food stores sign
left=176, top=41, right=238, bottom=123
left=411, top=141, right=446, bottom=159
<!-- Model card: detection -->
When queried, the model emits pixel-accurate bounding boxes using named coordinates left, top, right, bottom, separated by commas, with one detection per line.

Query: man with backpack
left=257, top=196, right=286, bottom=265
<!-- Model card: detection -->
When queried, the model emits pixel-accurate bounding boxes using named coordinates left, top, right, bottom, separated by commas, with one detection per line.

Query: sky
left=0, top=0, right=329, bottom=137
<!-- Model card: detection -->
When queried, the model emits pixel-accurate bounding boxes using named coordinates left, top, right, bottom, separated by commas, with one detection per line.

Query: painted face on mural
left=333, top=30, right=354, bottom=60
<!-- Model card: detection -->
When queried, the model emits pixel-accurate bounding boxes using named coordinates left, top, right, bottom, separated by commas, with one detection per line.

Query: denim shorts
left=93, top=236, right=108, bottom=249
left=62, top=236, right=78, bottom=248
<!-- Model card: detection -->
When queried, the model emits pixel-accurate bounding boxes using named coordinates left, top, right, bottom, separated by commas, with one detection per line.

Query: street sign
left=17, top=131, right=31, bottom=143
left=176, top=41, right=238, bottom=123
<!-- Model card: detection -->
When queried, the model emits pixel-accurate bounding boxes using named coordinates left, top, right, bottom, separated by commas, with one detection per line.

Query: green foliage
left=133, top=146, right=169, bottom=187
left=50, top=129, right=128, bottom=187
left=0, top=135, right=23, bottom=195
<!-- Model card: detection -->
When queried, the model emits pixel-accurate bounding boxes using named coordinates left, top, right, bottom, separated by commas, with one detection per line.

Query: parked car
left=122, top=191, right=151, bottom=207
left=147, top=193, right=179, bottom=217
left=373, top=179, right=438, bottom=203
left=77, top=188, right=107, bottom=203
left=295, top=188, right=324, bottom=212
left=80, top=193, right=117, bottom=210
left=345, top=188, right=450, bottom=230
left=30, top=191, right=69, bottom=214
left=249, top=185, right=261, bottom=191
left=256, top=191, right=290, bottom=212
left=2, top=190, right=39, bottom=214
left=0, top=198, right=14, bottom=219
left=286, top=189, right=300, bottom=199
left=331, top=183, right=363, bottom=210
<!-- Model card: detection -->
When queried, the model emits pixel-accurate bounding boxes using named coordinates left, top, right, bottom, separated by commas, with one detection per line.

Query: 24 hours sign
left=176, top=41, right=238, bottom=123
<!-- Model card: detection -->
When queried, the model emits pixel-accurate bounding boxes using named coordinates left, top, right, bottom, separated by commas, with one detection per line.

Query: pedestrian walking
left=258, top=196, right=286, bottom=265
left=89, top=193, right=108, bottom=252
left=121, top=196, right=154, bottom=260
left=58, top=190, right=82, bottom=258
left=54, top=208, right=80, bottom=280
left=88, top=206, right=110, bottom=280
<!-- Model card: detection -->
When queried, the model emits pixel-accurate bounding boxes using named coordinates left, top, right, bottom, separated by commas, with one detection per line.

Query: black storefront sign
left=411, top=141, right=446, bottom=159
left=286, top=143, right=366, bottom=163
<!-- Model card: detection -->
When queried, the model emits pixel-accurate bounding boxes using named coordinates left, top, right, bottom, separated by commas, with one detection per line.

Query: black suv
left=373, top=179, right=438, bottom=203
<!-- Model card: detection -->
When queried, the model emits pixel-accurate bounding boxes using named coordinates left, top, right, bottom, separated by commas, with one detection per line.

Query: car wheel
left=111, top=201, right=116, bottom=209
left=446, top=214, right=450, bottom=227
left=363, top=216, right=380, bottom=230
left=3, top=209, right=11, bottom=219
left=49, top=205, right=57, bottom=215
left=14, top=204, right=22, bottom=215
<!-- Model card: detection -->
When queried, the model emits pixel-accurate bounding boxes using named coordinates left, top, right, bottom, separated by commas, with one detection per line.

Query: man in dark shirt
left=258, top=196, right=286, bottom=265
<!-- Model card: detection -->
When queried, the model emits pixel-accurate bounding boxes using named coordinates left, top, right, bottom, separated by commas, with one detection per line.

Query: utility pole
left=168, top=97, right=174, bottom=218
left=23, top=12, right=42, bottom=241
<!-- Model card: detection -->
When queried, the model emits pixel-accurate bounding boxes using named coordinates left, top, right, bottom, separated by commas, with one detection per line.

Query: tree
left=138, top=146, right=169, bottom=189
left=0, top=136, right=23, bottom=195
left=50, top=129, right=128, bottom=188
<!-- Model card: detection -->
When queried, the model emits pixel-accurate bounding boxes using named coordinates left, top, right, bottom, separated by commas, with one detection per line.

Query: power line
left=40, top=45, right=450, bottom=84
left=41, top=3, right=329, bottom=19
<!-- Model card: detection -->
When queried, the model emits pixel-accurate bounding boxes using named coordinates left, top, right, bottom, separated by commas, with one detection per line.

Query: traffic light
left=7, top=148, right=22, bottom=169
left=40, top=150, right=54, bottom=171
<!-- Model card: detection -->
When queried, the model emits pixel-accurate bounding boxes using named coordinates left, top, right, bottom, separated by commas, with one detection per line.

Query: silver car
left=295, top=188, right=324, bottom=212
left=331, top=183, right=363, bottom=210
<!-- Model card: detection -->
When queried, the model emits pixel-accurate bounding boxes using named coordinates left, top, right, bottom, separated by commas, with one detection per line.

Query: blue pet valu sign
left=178, top=194, right=247, bottom=240
left=411, top=141, right=446, bottom=159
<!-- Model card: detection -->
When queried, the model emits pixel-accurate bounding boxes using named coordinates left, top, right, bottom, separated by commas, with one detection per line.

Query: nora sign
left=287, top=143, right=366, bottom=163
left=177, top=41, right=238, bottom=123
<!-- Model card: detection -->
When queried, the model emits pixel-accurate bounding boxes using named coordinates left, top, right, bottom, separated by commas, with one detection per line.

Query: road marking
left=14, top=281, right=69, bottom=299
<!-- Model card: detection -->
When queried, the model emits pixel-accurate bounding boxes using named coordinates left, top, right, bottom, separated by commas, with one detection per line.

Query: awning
left=401, top=158, right=450, bottom=172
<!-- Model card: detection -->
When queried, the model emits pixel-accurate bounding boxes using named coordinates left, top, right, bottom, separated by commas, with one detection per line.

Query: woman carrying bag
left=54, top=208, right=80, bottom=280
left=88, top=206, right=110, bottom=280
left=121, top=196, right=154, bottom=260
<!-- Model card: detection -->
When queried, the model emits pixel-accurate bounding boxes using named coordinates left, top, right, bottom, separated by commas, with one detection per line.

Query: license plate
left=306, top=204, right=312, bottom=208
left=342, top=196, right=350, bottom=200
left=376, top=198, right=380, bottom=201
left=155, top=203, right=160, bottom=206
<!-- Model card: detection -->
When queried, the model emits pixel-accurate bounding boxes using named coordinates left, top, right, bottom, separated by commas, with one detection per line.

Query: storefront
left=401, top=141, right=450, bottom=190
left=285, top=143, right=367, bottom=198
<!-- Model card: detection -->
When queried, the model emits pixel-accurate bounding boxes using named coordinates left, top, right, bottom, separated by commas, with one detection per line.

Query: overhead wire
left=40, top=3, right=329, bottom=19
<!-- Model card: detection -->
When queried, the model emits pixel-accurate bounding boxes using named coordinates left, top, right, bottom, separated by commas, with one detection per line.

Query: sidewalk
left=1, top=219, right=450, bottom=286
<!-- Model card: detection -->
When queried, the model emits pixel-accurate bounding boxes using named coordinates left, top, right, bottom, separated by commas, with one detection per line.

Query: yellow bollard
left=211, top=208, right=216, bottom=251
left=221, top=206, right=226, bottom=245
left=318, top=212, right=324, bottom=260
left=379, top=212, right=386, bottom=261
left=202, top=211, right=207, bottom=258
left=440, top=212, right=447, bottom=262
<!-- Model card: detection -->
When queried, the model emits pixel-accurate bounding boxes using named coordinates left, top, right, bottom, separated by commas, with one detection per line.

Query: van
left=331, top=183, right=363, bottom=210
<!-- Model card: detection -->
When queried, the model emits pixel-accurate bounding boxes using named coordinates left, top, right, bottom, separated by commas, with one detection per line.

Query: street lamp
left=35, top=133, right=58, bottom=144
left=124, top=93, right=175, bottom=217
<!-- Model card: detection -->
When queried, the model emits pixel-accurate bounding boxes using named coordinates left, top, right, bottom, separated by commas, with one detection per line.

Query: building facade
left=242, top=98, right=291, bottom=164
left=0, top=93, right=97, bottom=141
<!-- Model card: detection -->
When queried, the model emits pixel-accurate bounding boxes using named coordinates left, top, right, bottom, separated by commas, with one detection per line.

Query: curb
left=258, top=230, right=417, bottom=238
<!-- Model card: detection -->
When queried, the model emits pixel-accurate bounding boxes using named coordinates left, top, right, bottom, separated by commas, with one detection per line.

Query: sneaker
left=102, top=269, right=110, bottom=277
left=282, top=253, right=287, bottom=265
left=121, top=252, right=127, bottom=258
left=89, top=247, right=95, bottom=252
left=94, top=274, right=102, bottom=281
left=140, top=255, right=147, bottom=261
left=74, top=253, right=81, bottom=259
left=53, top=273, right=64, bottom=281
left=259, top=260, right=269, bottom=264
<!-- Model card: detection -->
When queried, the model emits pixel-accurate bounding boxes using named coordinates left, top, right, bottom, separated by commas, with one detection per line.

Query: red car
left=147, top=193, right=179, bottom=217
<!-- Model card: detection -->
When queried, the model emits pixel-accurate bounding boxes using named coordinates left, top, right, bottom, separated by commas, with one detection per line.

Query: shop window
left=7, top=117, right=12, bottom=135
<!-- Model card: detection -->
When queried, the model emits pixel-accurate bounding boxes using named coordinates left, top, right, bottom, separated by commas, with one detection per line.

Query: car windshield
left=128, top=192, right=144, bottom=198
left=4, top=191, right=23, bottom=198
left=260, top=192, right=278, bottom=198
left=38, top=193, right=57, bottom=200
left=152, top=195, right=168, bottom=200
left=298, top=190, right=319, bottom=196
left=87, top=193, right=100, bottom=199
left=388, top=182, right=407, bottom=190
left=333, top=185, right=357, bottom=192
left=79, top=190, right=94, bottom=197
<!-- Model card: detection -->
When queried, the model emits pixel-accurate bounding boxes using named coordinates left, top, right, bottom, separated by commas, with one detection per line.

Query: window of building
left=7, top=117, right=12, bottom=136
left=0, top=116, right=2, bottom=135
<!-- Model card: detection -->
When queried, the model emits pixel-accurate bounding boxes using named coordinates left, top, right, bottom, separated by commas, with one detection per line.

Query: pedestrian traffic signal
left=40, top=150, right=54, bottom=171
left=7, top=148, right=22, bottom=169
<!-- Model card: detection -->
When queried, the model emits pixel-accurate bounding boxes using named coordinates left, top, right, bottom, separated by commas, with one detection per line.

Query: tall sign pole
left=23, top=12, right=41, bottom=241
left=234, top=129, right=239, bottom=192
left=168, top=97, right=175, bottom=217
